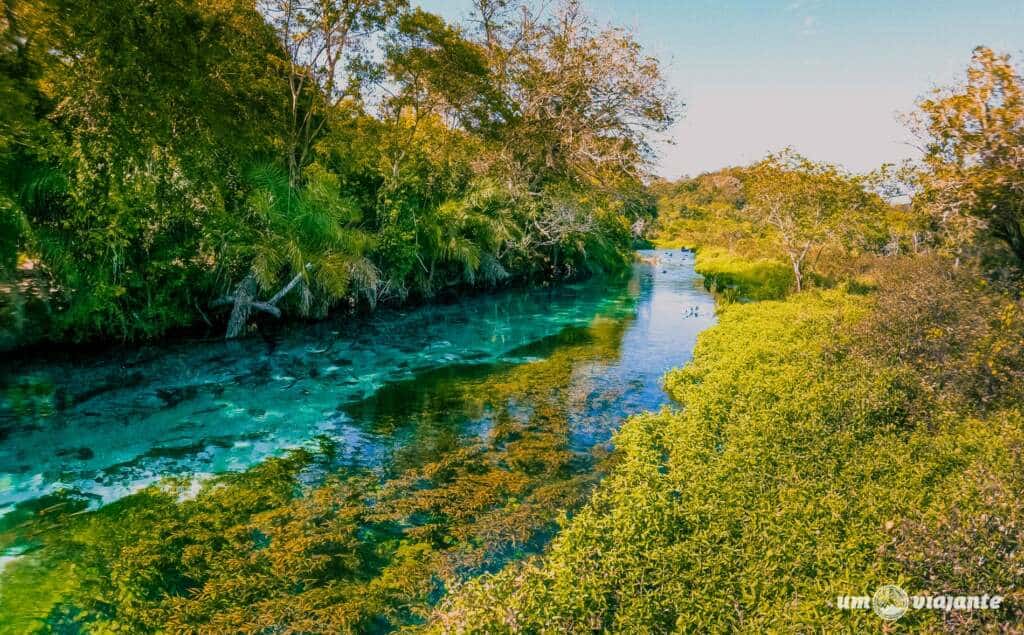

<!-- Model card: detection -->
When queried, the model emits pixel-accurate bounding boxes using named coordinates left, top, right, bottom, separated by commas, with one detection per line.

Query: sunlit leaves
left=745, top=150, right=886, bottom=291
left=0, top=308, right=633, bottom=633
left=912, top=47, right=1024, bottom=266
left=1, top=0, right=667, bottom=343
left=434, top=281, right=1024, bottom=632
left=240, top=162, right=378, bottom=316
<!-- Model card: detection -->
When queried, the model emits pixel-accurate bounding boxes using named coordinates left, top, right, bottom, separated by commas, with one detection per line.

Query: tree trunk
left=215, top=265, right=310, bottom=339
left=791, top=257, right=803, bottom=293
left=225, top=275, right=257, bottom=339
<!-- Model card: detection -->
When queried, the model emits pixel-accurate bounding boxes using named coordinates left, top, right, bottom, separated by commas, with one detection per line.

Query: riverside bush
left=432, top=285, right=1024, bottom=632
left=693, top=247, right=793, bottom=302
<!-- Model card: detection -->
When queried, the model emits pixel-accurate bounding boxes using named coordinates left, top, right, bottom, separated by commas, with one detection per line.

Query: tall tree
left=459, top=0, right=678, bottom=275
left=258, top=0, right=405, bottom=184
left=7, top=0, right=288, bottom=340
left=469, top=0, right=678, bottom=190
left=746, top=151, right=880, bottom=292
left=912, top=47, right=1024, bottom=266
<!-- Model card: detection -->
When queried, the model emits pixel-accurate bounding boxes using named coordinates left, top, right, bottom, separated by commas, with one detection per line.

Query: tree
left=258, top=0, right=406, bottom=184
left=451, top=0, right=677, bottom=276
left=1, top=0, right=290, bottom=341
left=0, top=0, right=676, bottom=345
left=469, top=0, right=678, bottom=191
left=745, top=151, right=880, bottom=292
left=214, top=163, right=378, bottom=338
left=912, top=47, right=1024, bottom=266
left=383, top=8, right=506, bottom=134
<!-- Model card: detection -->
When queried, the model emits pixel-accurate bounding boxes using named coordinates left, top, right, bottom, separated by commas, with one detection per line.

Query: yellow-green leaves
left=913, top=47, right=1024, bottom=267
left=432, top=278, right=1023, bottom=632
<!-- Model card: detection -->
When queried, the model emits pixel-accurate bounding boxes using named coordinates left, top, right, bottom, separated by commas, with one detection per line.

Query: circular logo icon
left=872, top=584, right=910, bottom=621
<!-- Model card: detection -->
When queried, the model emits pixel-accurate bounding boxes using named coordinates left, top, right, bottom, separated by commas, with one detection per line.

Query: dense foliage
left=0, top=0, right=674, bottom=346
left=433, top=279, right=1024, bottom=631
left=912, top=47, right=1024, bottom=270
left=648, top=153, right=894, bottom=298
left=2, top=4, right=1022, bottom=632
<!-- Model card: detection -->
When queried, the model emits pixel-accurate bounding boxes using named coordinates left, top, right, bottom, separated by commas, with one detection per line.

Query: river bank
left=430, top=244, right=1024, bottom=632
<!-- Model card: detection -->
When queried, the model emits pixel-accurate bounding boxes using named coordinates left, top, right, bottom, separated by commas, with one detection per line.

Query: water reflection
left=1, top=251, right=713, bottom=512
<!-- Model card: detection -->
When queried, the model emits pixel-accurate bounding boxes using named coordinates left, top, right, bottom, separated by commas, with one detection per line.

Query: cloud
left=799, top=14, right=820, bottom=36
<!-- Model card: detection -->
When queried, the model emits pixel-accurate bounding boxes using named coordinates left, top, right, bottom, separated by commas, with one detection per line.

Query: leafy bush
left=694, top=247, right=793, bottom=302
left=850, top=254, right=1024, bottom=416
left=432, top=280, right=1024, bottom=632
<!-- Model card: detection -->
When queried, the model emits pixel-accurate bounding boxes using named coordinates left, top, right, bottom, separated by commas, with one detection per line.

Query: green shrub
left=695, top=247, right=793, bottom=302
left=850, top=254, right=1024, bottom=416
left=431, top=288, right=1024, bottom=632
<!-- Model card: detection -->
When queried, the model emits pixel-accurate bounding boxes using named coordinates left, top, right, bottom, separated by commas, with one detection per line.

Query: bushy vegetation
left=432, top=281, right=1024, bottom=631
left=0, top=0, right=674, bottom=345
left=429, top=48, right=1024, bottom=632
left=693, top=247, right=792, bottom=302
left=2, top=1, right=1022, bottom=629
left=650, top=151, right=890, bottom=299
left=911, top=47, right=1024, bottom=271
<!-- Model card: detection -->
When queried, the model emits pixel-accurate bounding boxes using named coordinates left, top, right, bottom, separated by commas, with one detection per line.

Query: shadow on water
left=0, top=250, right=716, bottom=633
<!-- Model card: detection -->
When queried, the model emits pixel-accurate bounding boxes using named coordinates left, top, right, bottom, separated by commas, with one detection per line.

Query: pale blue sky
left=418, top=0, right=1023, bottom=178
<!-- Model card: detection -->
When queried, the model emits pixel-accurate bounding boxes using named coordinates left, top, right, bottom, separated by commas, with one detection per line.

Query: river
left=0, top=249, right=715, bottom=631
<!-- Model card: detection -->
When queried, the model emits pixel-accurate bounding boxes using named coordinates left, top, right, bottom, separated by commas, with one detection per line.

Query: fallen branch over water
left=212, top=264, right=312, bottom=339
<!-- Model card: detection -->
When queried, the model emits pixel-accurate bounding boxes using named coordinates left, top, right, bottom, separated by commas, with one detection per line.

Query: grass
left=693, top=247, right=793, bottom=302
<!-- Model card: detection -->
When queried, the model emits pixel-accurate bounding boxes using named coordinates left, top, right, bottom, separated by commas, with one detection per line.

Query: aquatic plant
left=0, top=312, right=637, bottom=633
left=432, top=286, right=1024, bottom=631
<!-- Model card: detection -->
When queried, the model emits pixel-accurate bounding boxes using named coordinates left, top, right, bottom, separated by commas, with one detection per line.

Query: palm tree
left=412, top=179, right=512, bottom=296
left=216, top=163, right=378, bottom=338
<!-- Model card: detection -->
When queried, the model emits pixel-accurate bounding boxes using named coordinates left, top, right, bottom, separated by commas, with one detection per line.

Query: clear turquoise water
left=0, top=250, right=715, bottom=516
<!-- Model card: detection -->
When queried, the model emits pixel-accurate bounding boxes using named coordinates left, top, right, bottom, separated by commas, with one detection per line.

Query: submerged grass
left=0, top=314, right=636, bottom=633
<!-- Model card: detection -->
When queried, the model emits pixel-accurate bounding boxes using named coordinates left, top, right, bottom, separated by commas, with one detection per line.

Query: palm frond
left=479, top=253, right=509, bottom=285
left=19, top=166, right=68, bottom=220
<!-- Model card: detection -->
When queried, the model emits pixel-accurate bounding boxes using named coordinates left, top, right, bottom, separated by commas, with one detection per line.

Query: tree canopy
left=0, top=0, right=676, bottom=345
left=913, top=46, right=1024, bottom=268
left=745, top=151, right=884, bottom=292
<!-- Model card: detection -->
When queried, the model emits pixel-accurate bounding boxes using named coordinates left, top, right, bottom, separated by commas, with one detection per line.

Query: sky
left=417, top=0, right=1023, bottom=179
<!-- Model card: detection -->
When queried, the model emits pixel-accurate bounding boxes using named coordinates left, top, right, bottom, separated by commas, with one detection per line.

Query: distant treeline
left=0, top=0, right=675, bottom=345
left=650, top=47, right=1024, bottom=286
